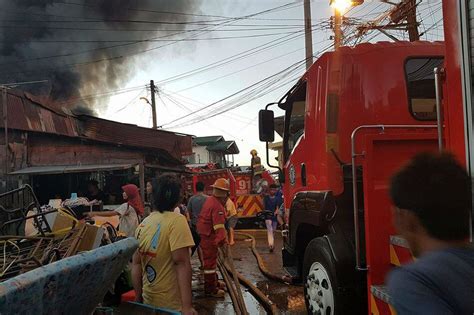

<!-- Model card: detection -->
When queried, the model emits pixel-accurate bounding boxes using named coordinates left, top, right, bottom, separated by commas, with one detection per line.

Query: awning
left=10, top=164, right=135, bottom=175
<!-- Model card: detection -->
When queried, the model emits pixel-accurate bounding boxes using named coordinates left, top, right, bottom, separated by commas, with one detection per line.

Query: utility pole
left=304, top=0, right=314, bottom=69
left=405, top=0, right=420, bottom=41
left=333, top=10, right=343, bottom=50
left=149, top=80, right=158, bottom=129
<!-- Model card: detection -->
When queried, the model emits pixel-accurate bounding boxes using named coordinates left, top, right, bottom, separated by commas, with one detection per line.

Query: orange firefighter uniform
left=197, top=180, right=229, bottom=295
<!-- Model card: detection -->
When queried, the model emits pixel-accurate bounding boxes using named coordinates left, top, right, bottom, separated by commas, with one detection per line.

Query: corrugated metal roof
left=207, top=140, right=239, bottom=154
left=194, top=136, right=224, bottom=146
left=0, top=89, right=78, bottom=137
left=1, top=89, right=193, bottom=160
left=78, top=115, right=193, bottom=159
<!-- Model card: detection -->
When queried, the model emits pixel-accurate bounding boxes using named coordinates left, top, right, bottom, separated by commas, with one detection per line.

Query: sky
left=97, top=0, right=444, bottom=167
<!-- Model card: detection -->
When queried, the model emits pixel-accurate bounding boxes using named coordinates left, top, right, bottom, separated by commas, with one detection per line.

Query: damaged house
left=0, top=88, right=192, bottom=203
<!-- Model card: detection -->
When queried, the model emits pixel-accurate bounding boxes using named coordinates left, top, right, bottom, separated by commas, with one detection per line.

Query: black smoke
left=0, top=0, right=203, bottom=114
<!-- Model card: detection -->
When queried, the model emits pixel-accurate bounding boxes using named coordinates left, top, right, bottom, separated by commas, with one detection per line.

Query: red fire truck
left=189, top=167, right=275, bottom=221
left=258, top=2, right=472, bottom=314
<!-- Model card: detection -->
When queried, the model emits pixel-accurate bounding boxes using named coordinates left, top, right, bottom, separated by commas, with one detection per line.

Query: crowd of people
left=85, top=174, right=242, bottom=313
left=82, top=152, right=474, bottom=314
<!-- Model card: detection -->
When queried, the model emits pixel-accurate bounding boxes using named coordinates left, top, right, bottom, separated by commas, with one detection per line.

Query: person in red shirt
left=196, top=178, right=229, bottom=298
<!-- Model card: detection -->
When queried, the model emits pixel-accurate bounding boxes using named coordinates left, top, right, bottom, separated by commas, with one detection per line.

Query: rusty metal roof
left=77, top=115, right=192, bottom=160
left=1, top=89, right=193, bottom=161
left=0, top=89, right=78, bottom=137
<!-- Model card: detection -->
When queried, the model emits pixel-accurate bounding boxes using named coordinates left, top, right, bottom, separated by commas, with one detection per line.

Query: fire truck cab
left=260, top=41, right=445, bottom=314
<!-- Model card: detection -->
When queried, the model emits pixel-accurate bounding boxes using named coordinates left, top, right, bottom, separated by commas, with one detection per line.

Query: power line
left=162, top=57, right=308, bottom=128
left=155, top=30, right=308, bottom=86
left=166, top=42, right=337, bottom=129
left=2, top=31, right=307, bottom=44
left=171, top=38, right=330, bottom=93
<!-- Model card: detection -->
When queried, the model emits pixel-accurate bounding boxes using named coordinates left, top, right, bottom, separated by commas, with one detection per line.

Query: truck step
left=370, top=285, right=395, bottom=315
left=389, top=235, right=414, bottom=266
left=371, top=285, right=391, bottom=304
left=390, top=235, right=409, bottom=248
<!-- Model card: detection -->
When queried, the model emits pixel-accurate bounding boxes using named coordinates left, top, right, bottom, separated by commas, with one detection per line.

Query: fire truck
left=258, top=2, right=473, bottom=314
left=189, top=167, right=275, bottom=221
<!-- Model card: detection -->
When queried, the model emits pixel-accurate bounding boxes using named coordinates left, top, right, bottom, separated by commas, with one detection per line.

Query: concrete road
left=193, top=230, right=306, bottom=314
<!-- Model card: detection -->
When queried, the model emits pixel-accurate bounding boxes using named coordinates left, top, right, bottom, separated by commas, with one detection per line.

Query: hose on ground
left=217, top=259, right=242, bottom=315
left=236, top=232, right=293, bottom=284
left=218, top=248, right=248, bottom=315
left=222, top=261, right=279, bottom=315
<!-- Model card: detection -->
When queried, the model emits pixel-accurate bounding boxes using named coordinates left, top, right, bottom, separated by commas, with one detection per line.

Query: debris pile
left=0, top=185, right=114, bottom=283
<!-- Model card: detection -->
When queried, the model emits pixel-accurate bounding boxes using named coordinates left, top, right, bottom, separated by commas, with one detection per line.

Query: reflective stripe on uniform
left=213, top=224, right=225, bottom=230
left=203, top=269, right=216, bottom=274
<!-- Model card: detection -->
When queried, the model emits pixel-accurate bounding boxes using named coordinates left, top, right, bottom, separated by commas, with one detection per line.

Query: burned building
left=0, top=88, right=192, bottom=203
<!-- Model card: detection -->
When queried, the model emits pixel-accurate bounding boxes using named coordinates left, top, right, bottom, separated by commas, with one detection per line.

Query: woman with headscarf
left=85, top=184, right=143, bottom=237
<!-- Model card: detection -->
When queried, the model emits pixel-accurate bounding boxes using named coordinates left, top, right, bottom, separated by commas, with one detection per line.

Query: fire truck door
left=457, top=1, right=474, bottom=237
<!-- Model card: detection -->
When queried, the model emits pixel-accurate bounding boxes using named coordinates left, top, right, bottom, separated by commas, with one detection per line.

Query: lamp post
left=329, top=0, right=364, bottom=49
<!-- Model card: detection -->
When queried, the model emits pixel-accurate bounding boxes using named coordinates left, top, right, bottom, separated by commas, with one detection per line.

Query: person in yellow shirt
left=132, top=175, right=197, bottom=315
left=225, top=195, right=238, bottom=246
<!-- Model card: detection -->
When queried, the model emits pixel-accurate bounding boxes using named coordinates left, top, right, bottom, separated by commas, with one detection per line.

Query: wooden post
left=406, top=0, right=419, bottom=41
left=304, top=0, right=314, bottom=68
left=150, top=80, right=158, bottom=129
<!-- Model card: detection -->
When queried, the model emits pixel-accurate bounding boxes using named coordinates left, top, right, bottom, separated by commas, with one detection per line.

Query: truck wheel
left=303, top=238, right=339, bottom=315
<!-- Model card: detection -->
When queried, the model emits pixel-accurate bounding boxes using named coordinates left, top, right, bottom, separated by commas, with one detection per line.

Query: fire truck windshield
left=405, top=57, right=444, bottom=121
left=284, top=82, right=307, bottom=161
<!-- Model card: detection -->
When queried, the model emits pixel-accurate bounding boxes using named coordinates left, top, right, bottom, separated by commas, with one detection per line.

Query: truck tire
left=303, top=237, right=344, bottom=315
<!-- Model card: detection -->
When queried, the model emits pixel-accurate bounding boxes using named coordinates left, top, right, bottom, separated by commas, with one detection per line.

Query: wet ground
left=193, top=229, right=306, bottom=315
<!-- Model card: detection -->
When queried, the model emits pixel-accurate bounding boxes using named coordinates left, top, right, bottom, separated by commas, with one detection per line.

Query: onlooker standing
left=188, top=182, right=207, bottom=226
left=263, top=184, right=283, bottom=252
left=132, top=175, right=197, bottom=315
left=197, top=178, right=229, bottom=298
left=187, top=182, right=207, bottom=260
left=225, top=195, right=238, bottom=246
left=86, top=184, right=143, bottom=237
left=388, top=153, right=474, bottom=314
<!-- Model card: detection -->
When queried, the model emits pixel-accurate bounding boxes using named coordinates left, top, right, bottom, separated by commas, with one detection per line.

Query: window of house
left=405, top=57, right=444, bottom=121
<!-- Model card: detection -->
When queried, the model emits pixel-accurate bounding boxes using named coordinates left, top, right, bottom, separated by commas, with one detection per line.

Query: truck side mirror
left=259, top=109, right=275, bottom=142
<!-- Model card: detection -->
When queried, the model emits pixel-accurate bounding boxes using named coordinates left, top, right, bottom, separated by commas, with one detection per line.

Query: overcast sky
left=101, top=0, right=443, bottom=167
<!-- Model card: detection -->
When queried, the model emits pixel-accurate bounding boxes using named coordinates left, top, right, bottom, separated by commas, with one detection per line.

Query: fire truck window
left=287, top=85, right=307, bottom=154
left=405, top=57, right=443, bottom=121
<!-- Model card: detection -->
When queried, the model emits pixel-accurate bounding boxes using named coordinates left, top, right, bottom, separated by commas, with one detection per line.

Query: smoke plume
left=0, top=0, right=203, bottom=114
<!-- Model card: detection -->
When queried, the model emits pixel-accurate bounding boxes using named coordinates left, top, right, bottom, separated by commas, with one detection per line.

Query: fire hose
left=216, top=231, right=297, bottom=315
left=217, top=248, right=247, bottom=315
left=235, top=232, right=293, bottom=284
left=217, top=245, right=279, bottom=315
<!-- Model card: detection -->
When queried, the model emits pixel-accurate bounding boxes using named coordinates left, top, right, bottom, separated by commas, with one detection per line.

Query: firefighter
left=196, top=178, right=229, bottom=297
left=250, top=149, right=263, bottom=193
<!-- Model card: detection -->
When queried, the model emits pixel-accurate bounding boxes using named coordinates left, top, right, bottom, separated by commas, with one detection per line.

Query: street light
left=329, top=0, right=364, bottom=49
left=330, top=0, right=364, bottom=13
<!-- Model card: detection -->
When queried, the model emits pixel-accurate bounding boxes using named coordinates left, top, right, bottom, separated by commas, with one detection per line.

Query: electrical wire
left=161, top=57, right=308, bottom=127
left=171, top=38, right=330, bottom=93
left=2, top=31, right=308, bottom=44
